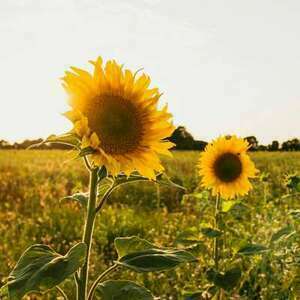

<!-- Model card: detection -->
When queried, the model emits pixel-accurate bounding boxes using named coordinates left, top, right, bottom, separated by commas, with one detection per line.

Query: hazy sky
left=1, top=0, right=300, bottom=144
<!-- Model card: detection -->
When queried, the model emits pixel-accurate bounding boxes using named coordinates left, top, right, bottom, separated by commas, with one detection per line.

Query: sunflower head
left=198, top=135, right=258, bottom=199
left=62, top=57, right=175, bottom=179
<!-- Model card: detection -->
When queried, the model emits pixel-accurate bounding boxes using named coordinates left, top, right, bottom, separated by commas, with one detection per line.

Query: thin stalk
left=87, top=264, right=118, bottom=300
left=56, top=286, right=69, bottom=300
left=77, top=167, right=98, bottom=300
left=214, top=194, right=221, bottom=270
left=214, top=194, right=222, bottom=300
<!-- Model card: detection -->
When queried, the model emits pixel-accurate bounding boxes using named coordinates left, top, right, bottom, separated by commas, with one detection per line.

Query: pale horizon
left=1, top=0, right=300, bottom=145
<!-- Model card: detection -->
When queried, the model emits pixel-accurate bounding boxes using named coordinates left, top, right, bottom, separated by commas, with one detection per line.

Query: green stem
left=77, top=167, right=98, bottom=300
left=214, top=194, right=221, bottom=271
left=214, top=194, right=222, bottom=300
left=87, top=264, right=118, bottom=300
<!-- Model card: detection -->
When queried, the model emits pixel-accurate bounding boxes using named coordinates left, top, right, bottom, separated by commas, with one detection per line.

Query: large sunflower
left=62, top=57, right=175, bottom=179
left=198, top=136, right=258, bottom=199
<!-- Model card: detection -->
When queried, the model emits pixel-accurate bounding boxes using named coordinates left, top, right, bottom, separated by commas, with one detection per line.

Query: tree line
left=0, top=126, right=299, bottom=151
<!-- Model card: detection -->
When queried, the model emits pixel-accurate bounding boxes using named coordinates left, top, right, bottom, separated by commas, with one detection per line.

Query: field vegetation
left=0, top=150, right=300, bottom=299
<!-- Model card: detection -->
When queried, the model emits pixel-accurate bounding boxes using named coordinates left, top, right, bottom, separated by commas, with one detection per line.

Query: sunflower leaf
left=113, top=172, right=185, bottom=191
left=29, top=133, right=81, bottom=149
left=96, top=280, right=154, bottom=300
left=1, top=243, right=86, bottom=299
left=114, top=236, right=197, bottom=273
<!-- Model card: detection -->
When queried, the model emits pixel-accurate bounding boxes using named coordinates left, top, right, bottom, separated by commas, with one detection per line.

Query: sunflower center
left=213, top=153, right=242, bottom=183
left=85, top=95, right=143, bottom=155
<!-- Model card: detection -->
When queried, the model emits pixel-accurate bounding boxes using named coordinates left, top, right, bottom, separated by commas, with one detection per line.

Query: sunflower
left=62, top=57, right=175, bottom=179
left=198, top=135, right=258, bottom=199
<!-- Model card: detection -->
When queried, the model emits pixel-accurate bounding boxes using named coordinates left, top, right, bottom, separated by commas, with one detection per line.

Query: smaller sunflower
left=198, top=135, right=258, bottom=199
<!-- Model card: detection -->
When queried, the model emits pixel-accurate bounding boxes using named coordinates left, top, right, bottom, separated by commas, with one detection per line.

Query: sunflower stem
left=77, top=167, right=98, bottom=300
left=214, top=194, right=221, bottom=270
left=214, top=194, right=222, bottom=299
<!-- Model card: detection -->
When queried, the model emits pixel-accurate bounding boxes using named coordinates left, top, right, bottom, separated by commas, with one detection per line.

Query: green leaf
left=114, top=236, right=197, bottom=273
left=30, top=133, right=81, bottom=149
left=115, top=236, right=154, bottom=258
left=98, top=166, right=108, bottom=183
left=201, top=227, right=222, bottom=238
left=61, top=192, right=88, bottom=207
left=78, top=146, right=97, bottom=157
left=113, top=173, right=185, bottom=191
left=222, top=200, right=239, bottom=212
left=271, top=225, right=294, bottom=243
left=96, top=280, right=154, bottom=300
left=117, top=249, right=197, bottom=272
left=237, top=244, right=268, bottom=256
left=206, top=267, right=241, bottom=291
left=1, top=243, right=86, bottom=299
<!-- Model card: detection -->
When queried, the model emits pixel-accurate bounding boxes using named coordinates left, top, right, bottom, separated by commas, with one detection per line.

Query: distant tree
left=168, top=126, right=207, bottom=150
left=168, top=126, right=195, bottom=150
left=291, top=138, right=300, bottom=151
left=245, top=136, right=259, bottom=151
left=257, top=145, right=268, bottom=151
left=0, top=140, right=11, bottom=149
left=268, top=140, right=279, bottom=151
left=281, top=138, right=300, bottom=151
left=193, top=140, right=208, bottom=151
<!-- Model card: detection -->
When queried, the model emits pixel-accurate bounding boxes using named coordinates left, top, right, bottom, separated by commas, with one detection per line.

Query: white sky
left=1, top=0, right=300, bottom=144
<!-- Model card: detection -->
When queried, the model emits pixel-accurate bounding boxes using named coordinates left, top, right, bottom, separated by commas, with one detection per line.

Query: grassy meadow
left=0, top=150, right=300, bottom=299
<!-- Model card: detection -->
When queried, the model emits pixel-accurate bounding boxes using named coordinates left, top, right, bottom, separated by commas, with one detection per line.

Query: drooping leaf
left=0, top=243, right=86, bottom=299
left=114, top=236, right=197, bottom=273
left=78, top=146, right=97, bottom=157
left=61, top=192, right=89, bottom=207
left=113, top=173, right=185, bottom=191
left=96, top=280, right=154, bottom=300
left=206, top=267, right=241, bottom=291
left=237, top=244, right=268, bottom=256
left=30, top=133, right=81, bottom=149
left=113, top=173, right=152, bottom=189
left=271, top=225, right=295, bottom=243
left=201, top=227, right=222, bottom=238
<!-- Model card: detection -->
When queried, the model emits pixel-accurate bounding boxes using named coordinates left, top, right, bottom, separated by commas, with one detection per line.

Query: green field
left=0, top=150, right=300, bottom=299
